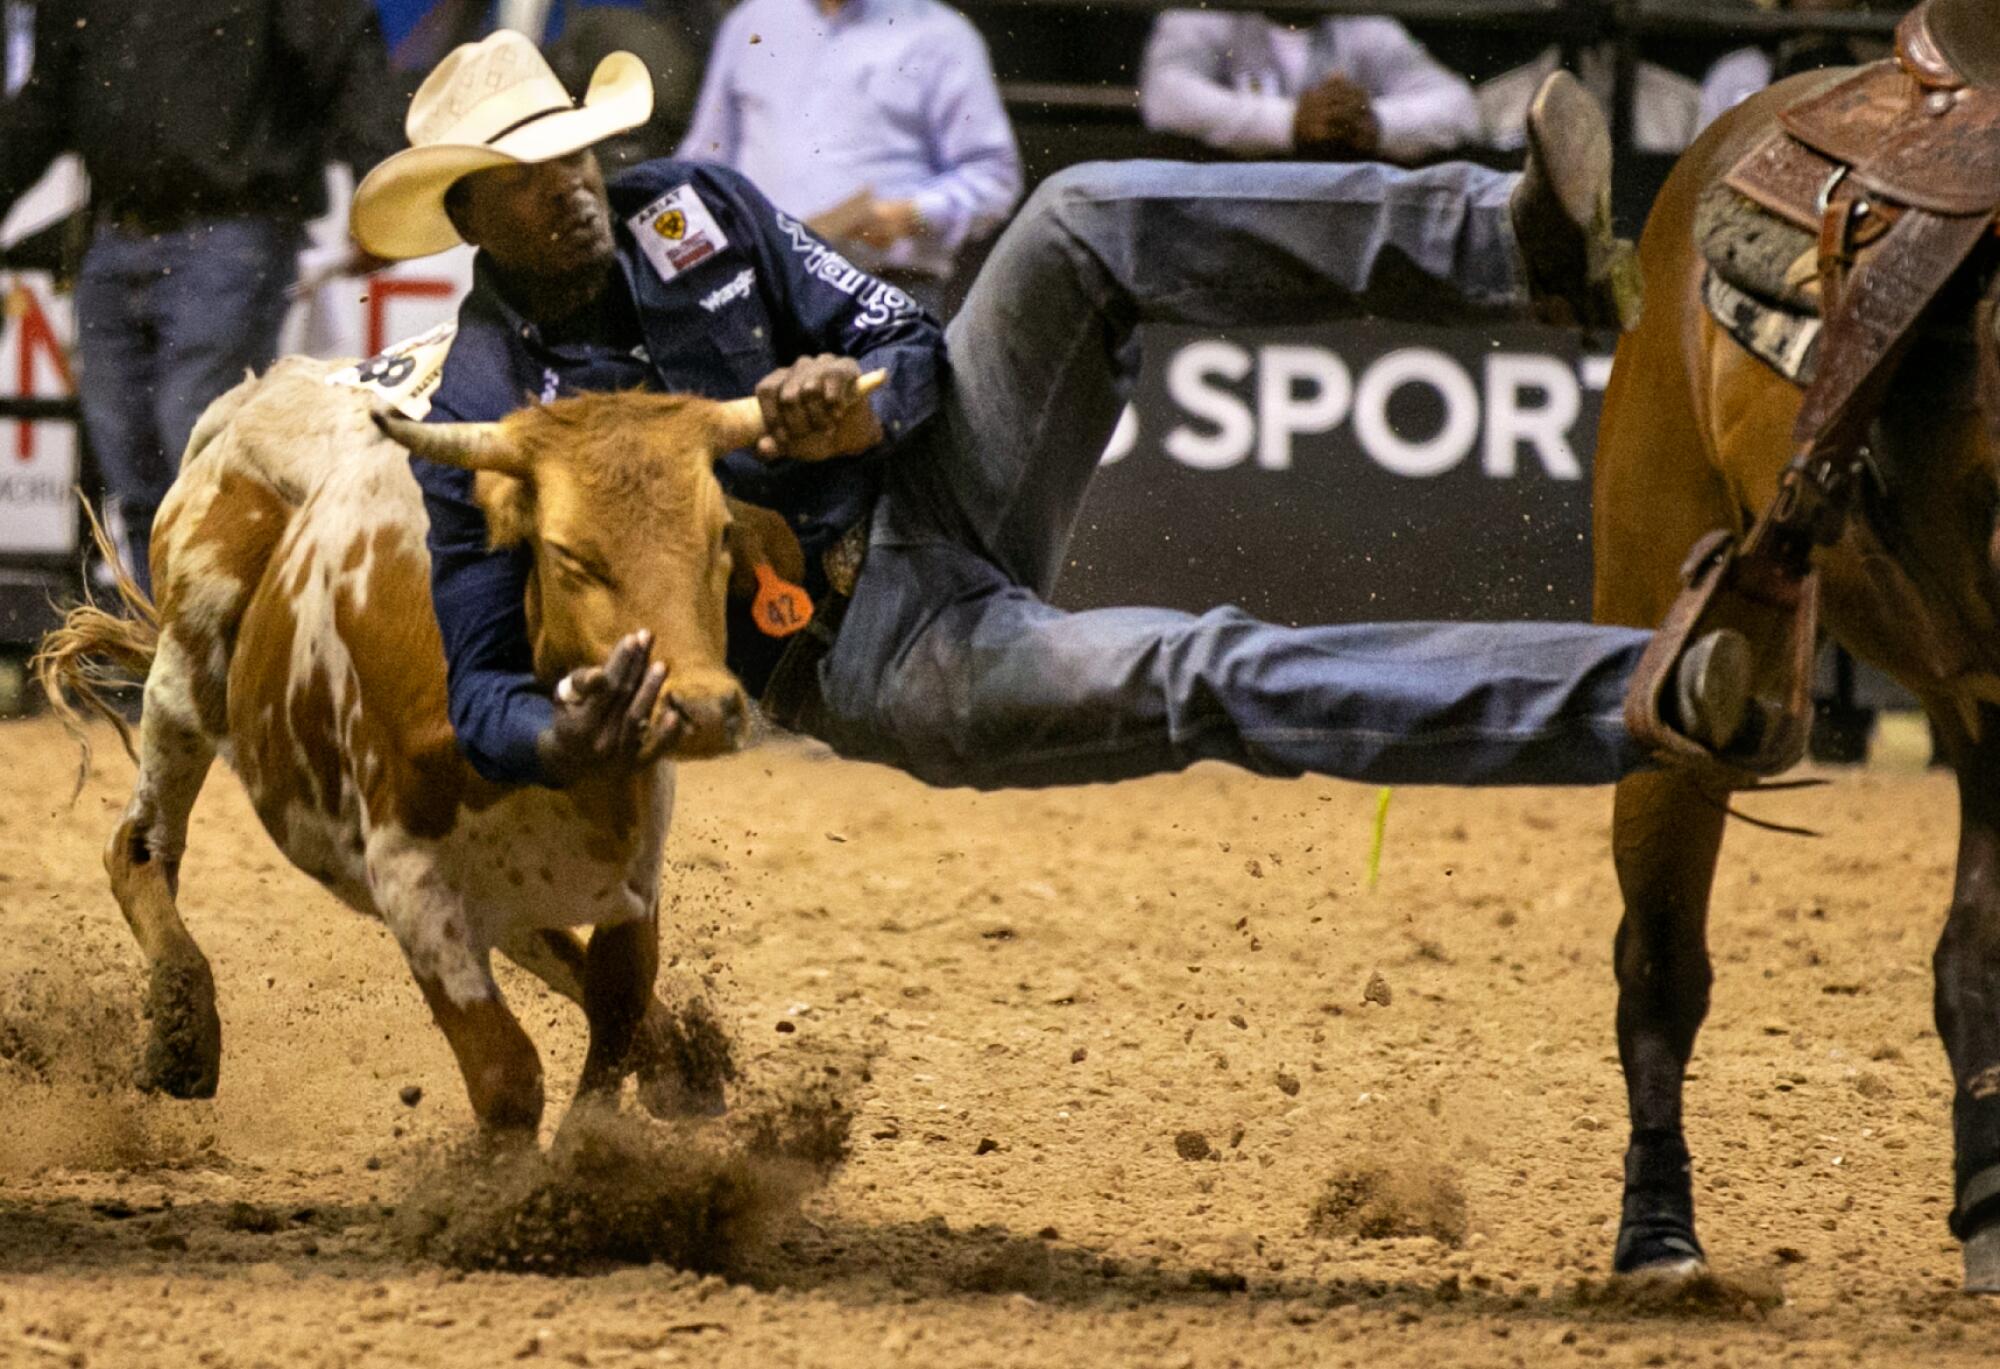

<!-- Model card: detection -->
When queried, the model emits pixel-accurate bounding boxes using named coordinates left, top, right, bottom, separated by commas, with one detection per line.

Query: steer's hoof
left=135, top=958, right=221, bottom=1099
left=1965, top=1224, right=2000, bottom=1294
left=636, top=1068, right=727, bottom=1120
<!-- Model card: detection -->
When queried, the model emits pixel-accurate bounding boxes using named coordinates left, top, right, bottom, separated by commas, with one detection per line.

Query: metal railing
left=982, top=0, right=1911, bottom=121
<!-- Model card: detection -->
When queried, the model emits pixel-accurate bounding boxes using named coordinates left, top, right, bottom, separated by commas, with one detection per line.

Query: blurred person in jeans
left=1139, top=11, right=1479, bottom=163
left=677, top=0, right=1021, bottom=316
left=0, top=1, right=401, bottom=592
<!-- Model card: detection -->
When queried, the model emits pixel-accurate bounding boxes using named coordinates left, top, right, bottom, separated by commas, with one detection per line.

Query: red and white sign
left=0, top=274, right=78, bottom=555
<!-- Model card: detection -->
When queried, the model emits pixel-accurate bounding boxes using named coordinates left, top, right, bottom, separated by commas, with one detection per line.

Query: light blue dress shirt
left=678, top=0, right=1021, bottom=279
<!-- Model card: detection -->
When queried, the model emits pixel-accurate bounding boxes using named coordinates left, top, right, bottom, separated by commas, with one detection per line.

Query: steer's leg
left=1931, top=705, right=2000, bottom=1291
left=496, top=927, right=731, bottom=1117
left=1609, top=768, right=1729, bottom=1275
left=574, top=916, right=661, bottom=1105
left=373, top=850, right=544, bottom=1136
left=410, top=968, right=543, bottom=1138
left=107, top=639, right=223, bottom=1098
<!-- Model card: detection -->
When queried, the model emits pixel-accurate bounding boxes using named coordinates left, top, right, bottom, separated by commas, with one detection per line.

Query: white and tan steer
left=38, top=356, right=809, bottom=1134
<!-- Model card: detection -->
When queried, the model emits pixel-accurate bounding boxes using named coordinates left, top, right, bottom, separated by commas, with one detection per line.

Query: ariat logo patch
left=628, top=185, right=729, bottom=283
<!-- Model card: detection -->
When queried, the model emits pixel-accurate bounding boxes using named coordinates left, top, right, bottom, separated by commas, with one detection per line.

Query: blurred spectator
left=0, top=1, right=402, bottom=592
left=678, top=0, right=1021, bottom=315
left=1698, top=0, right=1892, bottom=133
left=1139, top=13, right=1479, bottom=164
left=1479, top=46, right=1701, bottom=157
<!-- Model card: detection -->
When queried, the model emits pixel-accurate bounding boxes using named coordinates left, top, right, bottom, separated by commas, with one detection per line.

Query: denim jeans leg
left=810, top=158, right=1658, bottom=790
left=817, top=533, right=1651, bottom=789
left=932, top=158, right=1524, bottom=594
left=152, top=218, right=299, bottom=468
left=75, top=227, right=169, bottom=591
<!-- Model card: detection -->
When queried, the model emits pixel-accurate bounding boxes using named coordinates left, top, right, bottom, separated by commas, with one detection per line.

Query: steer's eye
left=546, top=542, right=610, bottom=586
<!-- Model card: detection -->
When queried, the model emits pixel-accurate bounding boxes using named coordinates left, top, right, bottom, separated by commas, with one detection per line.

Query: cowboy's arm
left=414, top=453, right=561, bottom=787
left=0, top=0, right=75, bottom=215
left=718, top=169, right=946, bottom=457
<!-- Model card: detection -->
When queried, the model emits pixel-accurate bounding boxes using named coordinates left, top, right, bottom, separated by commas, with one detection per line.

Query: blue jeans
left=807, top=159, right=1654, bottom=789
left=75, top=217, right=299, bottom=593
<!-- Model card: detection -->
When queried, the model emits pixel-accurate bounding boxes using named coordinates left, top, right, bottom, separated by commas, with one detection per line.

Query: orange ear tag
left=751, top=562, right=815, bottom=637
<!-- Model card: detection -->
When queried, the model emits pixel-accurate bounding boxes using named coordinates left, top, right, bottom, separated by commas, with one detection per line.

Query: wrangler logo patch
left=699, top=268, right=756, bottom=314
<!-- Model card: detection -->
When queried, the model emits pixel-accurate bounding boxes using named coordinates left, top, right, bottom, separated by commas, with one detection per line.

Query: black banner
left=1056, top=322, right=1614, bottom=626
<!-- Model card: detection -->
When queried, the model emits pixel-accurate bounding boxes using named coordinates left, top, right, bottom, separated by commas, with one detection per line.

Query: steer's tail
left=32, top=496, right=161, bottom=795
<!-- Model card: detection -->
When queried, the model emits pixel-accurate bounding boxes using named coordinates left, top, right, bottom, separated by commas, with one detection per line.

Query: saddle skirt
left=1706, top=8, right=2000, bottom=402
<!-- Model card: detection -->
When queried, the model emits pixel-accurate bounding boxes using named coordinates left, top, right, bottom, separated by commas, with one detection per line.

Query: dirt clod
left=1307, top=1159, right=1468, bottom=1246
left=1174, top=1130, right=1214, bottom=1161
left=395, top=1055, right=854, bottom=1276
left=1565, top=1268, right=1783, bottom=1320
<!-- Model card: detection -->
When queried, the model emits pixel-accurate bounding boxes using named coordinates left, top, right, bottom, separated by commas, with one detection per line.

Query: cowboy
left=352, top=32, right=1772, bottom=794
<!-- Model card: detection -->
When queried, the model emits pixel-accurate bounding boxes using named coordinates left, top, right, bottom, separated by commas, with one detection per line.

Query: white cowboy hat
left=352, top=29, right=653, bottom=261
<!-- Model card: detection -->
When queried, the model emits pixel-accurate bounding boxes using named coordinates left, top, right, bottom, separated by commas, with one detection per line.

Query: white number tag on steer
left=628, top=184, right=730, bottom=284
left=325, top=321, right=458, bottom=419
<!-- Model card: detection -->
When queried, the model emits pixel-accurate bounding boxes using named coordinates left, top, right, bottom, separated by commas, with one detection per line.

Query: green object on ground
left=1367, top=787, right=1391, bottom=891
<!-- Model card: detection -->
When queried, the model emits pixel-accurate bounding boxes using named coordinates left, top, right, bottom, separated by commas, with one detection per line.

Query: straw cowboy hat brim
left=353, top=48, right=653, bottom=261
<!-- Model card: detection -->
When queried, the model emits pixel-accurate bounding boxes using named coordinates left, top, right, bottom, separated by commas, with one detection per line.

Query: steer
left=38, top=356, right=801, bottom=1135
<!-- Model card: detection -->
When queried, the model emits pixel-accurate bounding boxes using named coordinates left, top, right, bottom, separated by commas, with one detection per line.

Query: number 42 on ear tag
left=752, top=563, right=815, bottom=637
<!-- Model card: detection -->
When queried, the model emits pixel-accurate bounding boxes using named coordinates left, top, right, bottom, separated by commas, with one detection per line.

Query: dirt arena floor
left=4, top=714, right=1999, bottom=1367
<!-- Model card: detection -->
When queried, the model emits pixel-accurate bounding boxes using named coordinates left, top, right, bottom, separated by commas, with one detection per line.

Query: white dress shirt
left=1476, top=45, right=1701, bottom=157
left=1140, top=11, right=1480, bottom=163
left=1696, top=47, right=1776, bottom=135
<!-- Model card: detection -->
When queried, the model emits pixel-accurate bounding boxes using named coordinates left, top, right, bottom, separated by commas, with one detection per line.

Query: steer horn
left=372, top=410, right=528, bottom=476
left=713, top=369, right=888, bottom=453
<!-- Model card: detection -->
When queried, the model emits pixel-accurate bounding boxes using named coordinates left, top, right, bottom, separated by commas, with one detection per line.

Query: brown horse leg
left=1610, top=767, right=1729, bottom=1274
left=1932, top=707, right=2000, bottom=1290
left=496, top=927, right=732, bottom=1117
left=575, top=917, right=660, bottom=1103
left=107, top=659, right=223, bottom=1098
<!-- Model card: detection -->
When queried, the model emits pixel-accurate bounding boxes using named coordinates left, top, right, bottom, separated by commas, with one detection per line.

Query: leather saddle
left=1628, top=0, right=2000, bottom=777
left=1927, top=0, right=2000, bottom=91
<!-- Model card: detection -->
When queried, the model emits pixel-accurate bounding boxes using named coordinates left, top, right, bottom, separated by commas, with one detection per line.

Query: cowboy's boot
left=1510, top=70, right=1645, bottom=331
left=1626, top=527, right=1822, bottom=779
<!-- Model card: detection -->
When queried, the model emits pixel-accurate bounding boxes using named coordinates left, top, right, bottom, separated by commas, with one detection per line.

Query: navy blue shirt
left=414, top=158, right=948, bottom=787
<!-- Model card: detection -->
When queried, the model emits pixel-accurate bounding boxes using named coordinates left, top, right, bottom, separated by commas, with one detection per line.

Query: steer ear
left=373, top=410, right=531, bottom=477
left=709, top=369, right=890, bottom=456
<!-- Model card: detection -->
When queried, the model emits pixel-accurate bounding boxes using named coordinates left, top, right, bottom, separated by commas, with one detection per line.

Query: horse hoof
left=1613, top=1222, right=1706, bottom=1277
left=1618, top=1255, right=1707, bottom=1284
left=1965, top=1224, right=2000, bottom=1294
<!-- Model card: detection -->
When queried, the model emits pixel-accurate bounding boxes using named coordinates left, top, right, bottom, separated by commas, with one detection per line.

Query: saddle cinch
left=1628, top=0, right=2000, bottom=777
